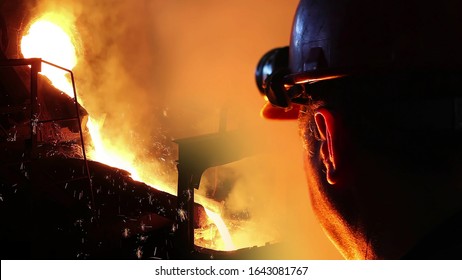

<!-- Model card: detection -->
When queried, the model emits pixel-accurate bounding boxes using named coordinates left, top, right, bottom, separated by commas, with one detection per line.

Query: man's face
left=298, top=110, right=369, bottom=259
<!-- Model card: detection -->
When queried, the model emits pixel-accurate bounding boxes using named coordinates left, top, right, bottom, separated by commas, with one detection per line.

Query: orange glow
left=15, top=0, right=348, bottom=260
left=85, top=117, right=141, bottom=180
left=204, top=207, right=235, bottom=251
left=21, top=17, right=77, bottom=96
left=292, top=74, right=347, bottom=85
left=20, top=15, right=155, bottom=185
left=20, top=15, right=244, bottom=252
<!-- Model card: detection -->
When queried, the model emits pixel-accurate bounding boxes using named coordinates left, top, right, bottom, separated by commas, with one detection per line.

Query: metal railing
left=0, top=58, right=94, bottom=207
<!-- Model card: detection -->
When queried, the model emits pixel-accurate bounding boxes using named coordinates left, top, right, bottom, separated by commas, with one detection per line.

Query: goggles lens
left=255, top=46, right=345, bottom=108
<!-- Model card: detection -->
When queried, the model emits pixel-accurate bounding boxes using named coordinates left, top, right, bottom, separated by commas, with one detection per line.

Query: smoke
left=24, top=0, right=340, bottom=258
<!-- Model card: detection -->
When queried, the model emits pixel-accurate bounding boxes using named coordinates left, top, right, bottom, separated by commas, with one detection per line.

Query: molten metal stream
left=204, top=207, right=235, bottom=250
left=21, top=17, right=235, bottom=251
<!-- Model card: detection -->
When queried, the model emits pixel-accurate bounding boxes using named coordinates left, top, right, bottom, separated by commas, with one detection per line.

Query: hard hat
left=256, top=0, right=462, bottom=119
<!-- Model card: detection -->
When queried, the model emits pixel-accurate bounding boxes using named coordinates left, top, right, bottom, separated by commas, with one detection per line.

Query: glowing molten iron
left=21, top=19, right=77, bottom=96
left=21, top=17, right=235, bottom=251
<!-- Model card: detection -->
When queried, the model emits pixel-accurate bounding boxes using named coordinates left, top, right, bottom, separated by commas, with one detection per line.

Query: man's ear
left=314, top=108, right=339, bottom=185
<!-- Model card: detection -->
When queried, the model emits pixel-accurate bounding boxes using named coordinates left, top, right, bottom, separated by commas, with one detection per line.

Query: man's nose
left=260, top=102, right=300, bottom=120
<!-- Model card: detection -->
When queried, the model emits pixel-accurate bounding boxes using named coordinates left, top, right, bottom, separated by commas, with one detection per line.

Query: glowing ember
left=21, top=18, right=77, bottom=96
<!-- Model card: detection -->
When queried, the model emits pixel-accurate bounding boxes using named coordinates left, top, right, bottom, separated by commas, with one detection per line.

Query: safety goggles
left=255, top=46, right=346, bottom=108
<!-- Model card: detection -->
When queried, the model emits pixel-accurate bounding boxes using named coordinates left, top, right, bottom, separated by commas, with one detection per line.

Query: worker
left=255, top=0, right=462, bottom=259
